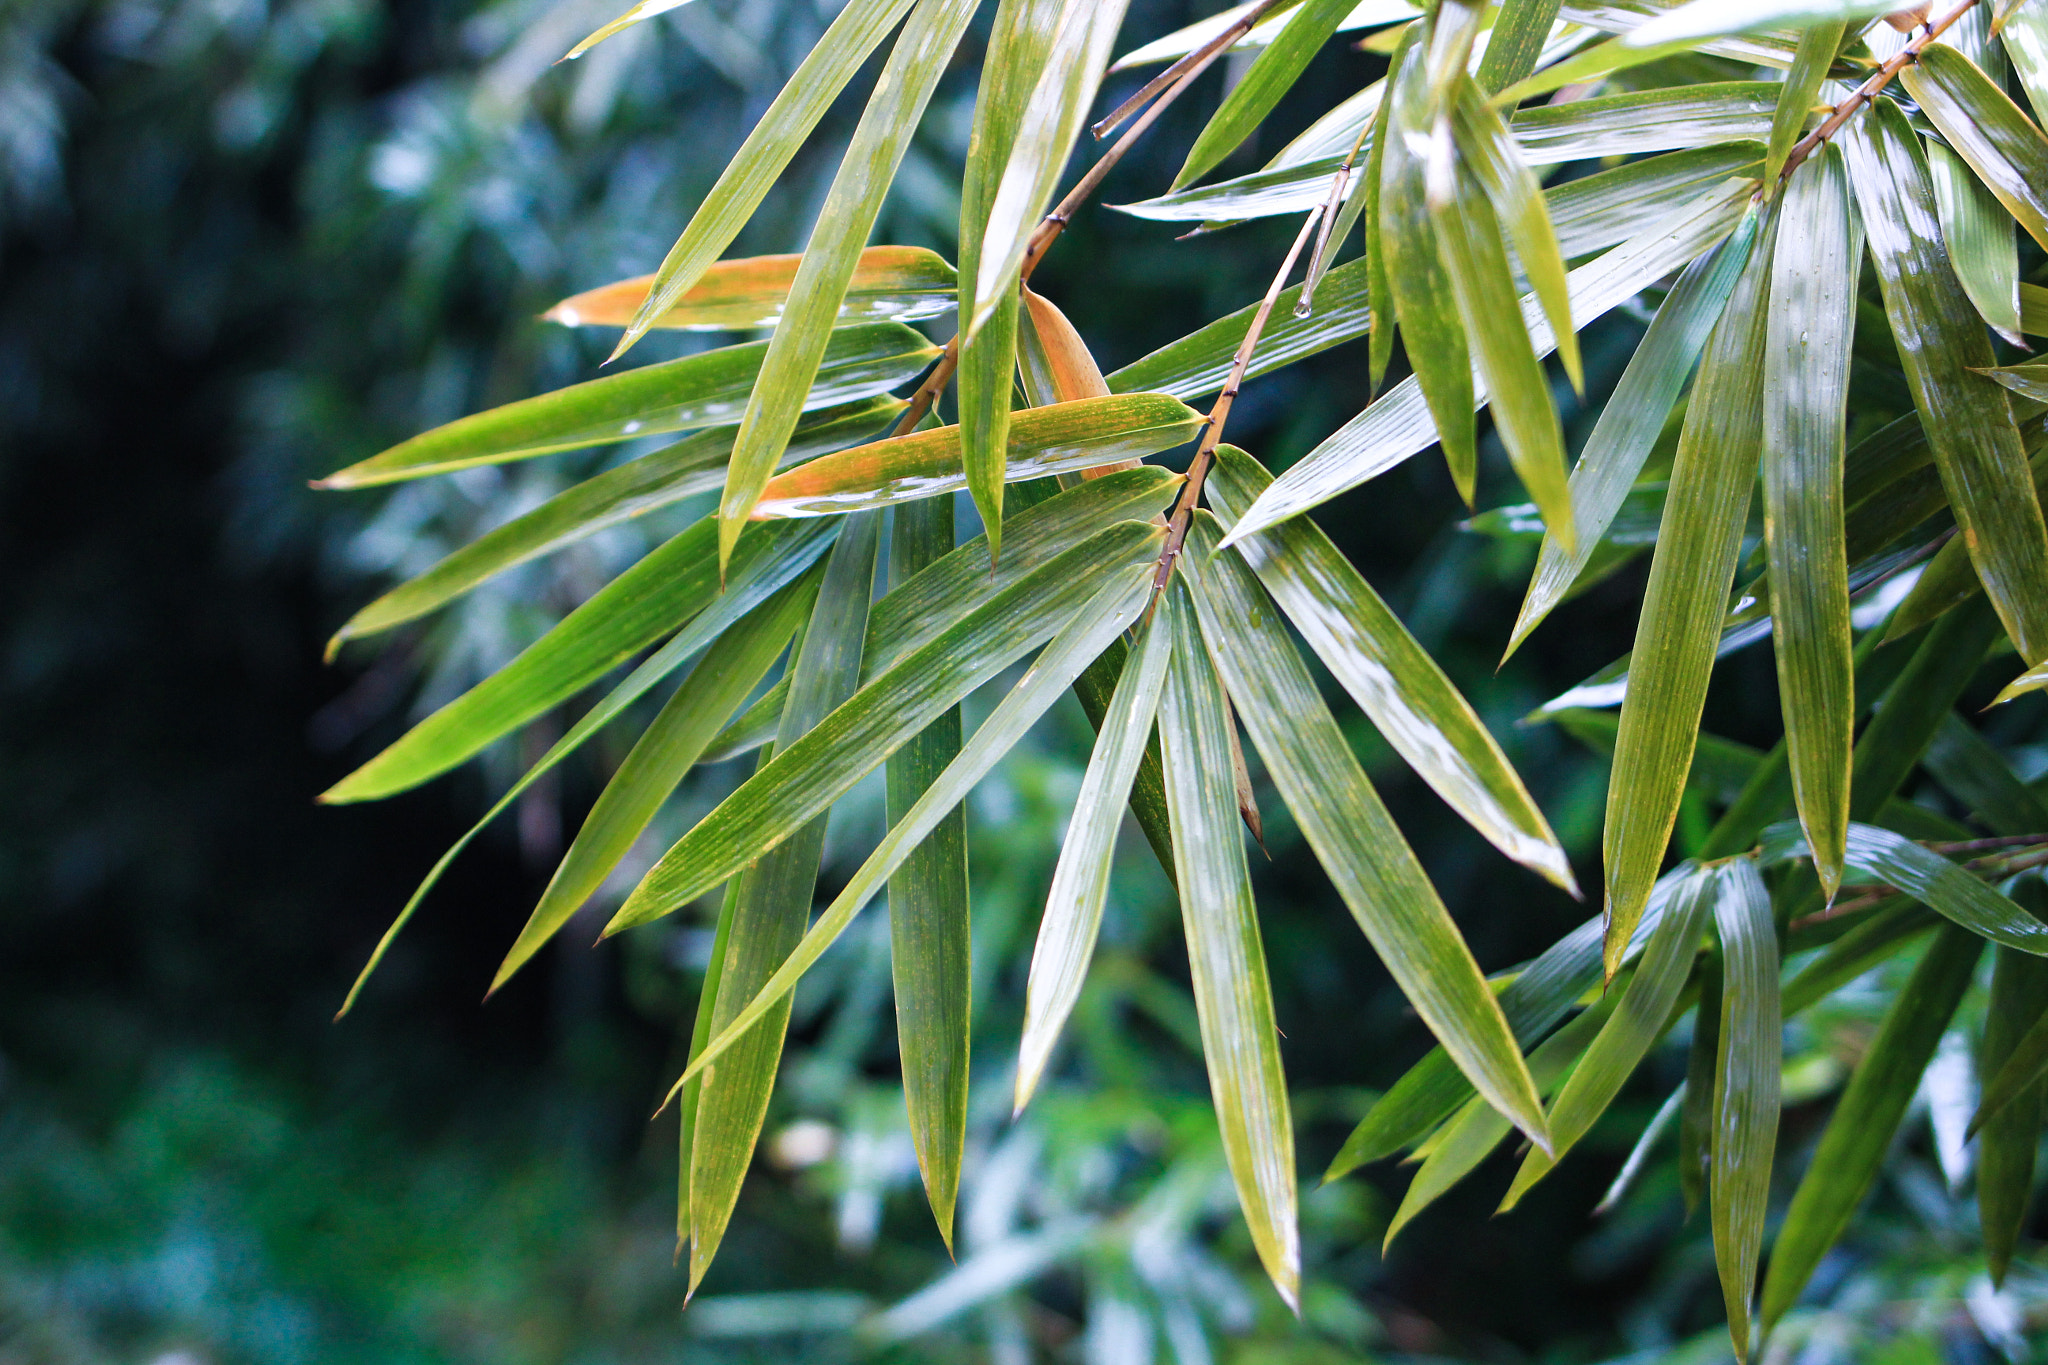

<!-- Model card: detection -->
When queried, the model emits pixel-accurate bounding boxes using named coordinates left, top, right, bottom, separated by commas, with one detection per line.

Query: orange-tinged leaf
left=543, top=247, right=957, bottom=332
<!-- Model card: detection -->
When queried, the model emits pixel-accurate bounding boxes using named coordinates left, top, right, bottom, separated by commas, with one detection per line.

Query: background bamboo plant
left=320, top=0, right=2048, bottom=1352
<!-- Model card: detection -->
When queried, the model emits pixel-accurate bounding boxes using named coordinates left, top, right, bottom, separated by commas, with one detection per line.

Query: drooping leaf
left=1707, top=856, right=1780, bottom=1364
left=1979, top=922, right=2048, bottom=1285
left=1843, top=98, right=2048, bottom=664
left=543, top=247, right=957, bottom=332
left=1763, top=18, right=1844, bottom=184
left=318, top=323, right=937, bottom=489
left=1175, top=0, right=1356, bottom=190
left=715, top=0, right=979, bottom=565
left=1758, top=924, right=1983, bottom=1334
left=1207, top=447, right=1575, bottom=892
left=1185, top=512, right=1549, bottom=1149
left=562, top=0, right=704, bottom=60
left=1902, top=41, right=2048, bottom=254
left=606, top=519, right=1167, bottom=931
left=1155, top=580, right=1300, bottom=1309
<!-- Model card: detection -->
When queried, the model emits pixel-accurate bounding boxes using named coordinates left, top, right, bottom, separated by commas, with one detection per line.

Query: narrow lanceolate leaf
left=1174, top=0, right=1355, bottom=190
left=1207, top=447, right=1574, bottom=892
left=716, top=0, right=979, bottom=564
left=1601, top=207, right=1775, bottom=979
left=1924, top=712, right=2048, bottom=837
left=656, top=568, right=1157, bottom=1107
left=1185, top=513, right=1549, bottom=1151
left=1110, top=0, right=1414, bottom=70
left=1708, top=857, right=1780, bottom=1364
left=323, top=515, right=839, bottom=804
left=608, top=520, right=1167, bottom=930
left=969, top=0, right=1134, bottom=339
left=1978, top=886, right=2048, bottom=1285
left=1992, top=656, right=2048, bottom=706
left=1379, top=40, right=1474, bottom=501
left=689, top=510, right=880, bottom=1291
left=490, top=571, right=817, bottom=995
left=1617, top=0, right=1888, bottom=47
left=1843, top=100, right=2048, bottom=664
left=1902, top=42, right=2048, bottom=253
left=1680, top=954, right=1720, bottom=1214
left=1362, top=45, right=1399, bottom=393
left=1474, top=0, right=1561, bottom=93
left=1452, top=77, right=1580, bottom=394
left=1155, top=581, right=1300, bottom=1309
left=1507, top=83, right=1777, bottom=166
left=318, top=324, right=936, bottom=489
left=1499, top=864, right=1711, bottom=1210
left=1509, top=215, right=1757, bottom=654
left=750, top=395, right=1202, bottom=518
left=543, top=247, right=957, bottom=332
left=1759, top=924, right=1983, bottom=1334
left=1220, top=176, right=1752, bottom=545
left=328, top=400, right=897, bottom=652
left=1930, top=140, right=2024, bottom=345
left=2003, top=0, right=2048, bottom=126
left=1433, top=162, right=1574, bottom=544
left=886, top=496, right=971, bottom=1250
left=957, top=0, right=1067, bottom=565
left=610, top=0, right=923, bottom=356
left=562, top=0, right=702, bottom=61
left=1763, top=149, right=1855, bottom=900
left=1855, top=599, right=2005, bottom=819
left=1765, top=18, right=1843, bottom=182
left=1016, top=604, right=1173, bottom=1112
left=1821, top=822, right=2048, bottom=954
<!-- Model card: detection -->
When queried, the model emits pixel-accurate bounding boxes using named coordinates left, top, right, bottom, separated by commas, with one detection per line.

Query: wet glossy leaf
left=1778, top=821, right=2048, bottom=954
left=1622, top=0, right=1890, bottom=47
left=1765, top=18, right=1846, bottom=182
left=1175, top=0, right=1355, bottom=190
left=1979, top=925, right=2048, bottom=1285
left=1902, top=42, right=2048, bottom=254
left=1507, top=82, right=1776, bottom=165
left=563, top=0, right=704, bottom=61
left=1924, top=713, right=2048, bottom=836
left=1708, top=857, right=1779, bottom=1364
left=1854, top=598, right=2005, bottom=818
left=543, top=247, right=957, bottom=331
left=1110, top=0, right=1414, bottom=70
left=1474, top=0, right=1561, bottom=93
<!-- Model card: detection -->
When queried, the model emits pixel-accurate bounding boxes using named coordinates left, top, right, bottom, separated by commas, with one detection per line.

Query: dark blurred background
left=0, top=0, right=1984, bottom=1359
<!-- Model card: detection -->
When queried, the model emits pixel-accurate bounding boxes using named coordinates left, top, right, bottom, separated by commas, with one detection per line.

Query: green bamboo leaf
left=956, top=0, right=1066, bottom=565
left=715, top=0, right=979, bottom=566
left=1383, top=995, right=1615, bottom=1247
left=2002, top=0, right=2048, bottom=126
left=1758, top=923, right=1983, bottom=1334
left=1774, top=820, right=2048, bottom=954
left=323, top=514, right=840, bottom=805
left=490, top=570, right=819, bottom=996
left=1185, top=512, right=1550, bottom=1150
left=1902, top=42, right=2048, bottom=254
left=885, top=495, right=972, bottom=1249
left=1679, top=953, right=1719, bottom=1215
left=1929, top=137, right=2022, bottom=343
left=1708, top=857, right=1780, bottom=1364
left=1490, top=31, right=1710, bottom=109
left=1557, top=1, right=1809, bottom=65
left=1155, top=580, right=1300, bottom=1308
left=750, top=394, right=1202, bottom=518
left=1853, top=598, right=2005, bottom=820
left=1218, top=175, right=1752, bottom=545
left=1509, top=216, right=1757, bottom=654
left=1595, top=1082, right=1685, bottom=1215
left=1498, top=864, right=1711, bottom=1210
left=689, top=509, right=880, bottom=1291
left=608, top=0, right=922, bottom=356
left=1207, top=447, right=1575, bottom=892
left=1451, top=76, right=1581, bottom=395
left=1507, top=82, right=1777, bottom=165
left=607, top=519, right=1168, bottom=931
left=543, top=247, right=957, bottom=332
left=562, top=0, right=702, bottom=61
left=1362, top=41, right=1401, bottom=392
left=1379, top=40, right=1476, bottom=502
left=1765, top=19, right=1846, bottom=182
left=1110, top=0, right=1412, bottom=70
left=1970, top=889, right=2048, bottom=1147
left=1991, top=656, right=2048, bottom=705
left=1552, top=709, right=1765, bottom=807
left=1432, top=159, right=1574, bottom=543
left=967, top=0, right=1133, bottom=340
left=1016, top=604, right=1173, bottom=1111
left=1474, top=0, right=1561, bottom=93
left=1763, top=148, right=1855, bottom=899
left=1621, top=0, right=1890, bottom=47
left=1979, top=920, right=2048, bottom=1285
left=1924, top=712, right=2048, bottom=836
left=329, top=399, right=898, bottom=653
left=1600, top=205, right=1776, bottom=978
left=1843, top=99, right=2048, bottom=664
left=674, top=878, right=740, bottom=1243
left=317, top=323, right=936, bottom=489
left=1175, top=0, right=1356, bottom=190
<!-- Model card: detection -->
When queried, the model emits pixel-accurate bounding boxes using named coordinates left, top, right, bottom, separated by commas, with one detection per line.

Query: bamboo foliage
left=322, top=0, right=2048, bottom=1339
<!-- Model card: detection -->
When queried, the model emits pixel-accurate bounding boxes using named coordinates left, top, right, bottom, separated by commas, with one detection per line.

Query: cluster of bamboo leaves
left=320, top=0, right=2048, bottom=1350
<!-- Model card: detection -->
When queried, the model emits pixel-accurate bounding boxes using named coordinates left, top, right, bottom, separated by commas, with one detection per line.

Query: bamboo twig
left=1092, top=0, right=1292, bottom=141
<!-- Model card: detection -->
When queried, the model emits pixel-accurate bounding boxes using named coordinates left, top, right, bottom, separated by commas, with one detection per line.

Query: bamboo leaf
left=1991, top=655, right=2048, bottom=705
left=609, top=0, right=923, bottom=356
left=1175, top=0, right=1357, bottom=190
left=1708, top=856, right=1780, bottom=1364
left=317, top=323, right=936, bottom=489
left=1758, top=923, right=1983, bottom=1334
left=1218, top=176, right=1751, bottom=545
left=1016, top=604, right=1173, bottom=1111
left=886, top=494, right=972, bottom=1249
left=1621, top=0, right=1890, bottom=48
left=1110, top=0, right=1414, bottom=70
left=606, top=519, right=1168, bottom=931
left=562, top=0, right=703, bottom=61
left=1762, top=148, right=1856, bottom=899
left=490, top=570, right=819, bottom=995
left=1901, top=42, right=2048, bottom=254
left=2001, top=0, right=2048, bottom=126
left=689, top=510, right=881, bottom=1291
left=1185, top=512, right=1549, bottom=1150
left=1929, top=136, right=2022, bottom=343
left=1853, top=598, right=2005, bottom=820
left=1207, top=447, right=1575, bottom=892
left=323, top=514, right=840, bottom=805
left=329, top=399, right=898, bottom=653
left=750, top=394, right=1202, bottom=518
left=1363, top=46, right=1399, bottom=393
left=1679, top=954, right=1719, bottom=1215
left=543, top=247, right=957, bottom=332
left=1978, top=916, right=2048, bottom=1285
left=716, top=0, right=979, bottom=565
left=1509, top=214, right=1757, bottom=653
left=1474, top=0, right=1562, bottom=93
left=1155, top=580, right=1300, bottom=1309
left=1843, top=98, right=2048, bottom=664
left=1767, top=820, right=2048, bottom=954
left=1923, top=712, right=2048, bottom=836
left=1498, top=864, right=1711, bottom=1210
left=1600, top=206, right=1775, bottom=979
left=1507, top=82, right=1777, bottom=165
left=1765, top=19, right=1846, bottom=182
